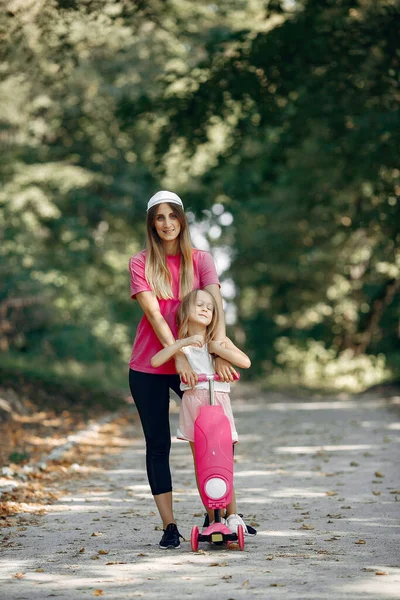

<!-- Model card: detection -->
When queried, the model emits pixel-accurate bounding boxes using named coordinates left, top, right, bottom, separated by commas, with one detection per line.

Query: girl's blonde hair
left=177, top=289, right=218, bottom=343
left=145, top=203, right=194, bottom=299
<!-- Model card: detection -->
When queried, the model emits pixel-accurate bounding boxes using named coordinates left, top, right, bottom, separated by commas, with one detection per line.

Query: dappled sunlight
left=257, top=530, right=309, bottom=537
left=345, top=518, right=400, bottom=529
left=270, top=488, right=329, bottom=498
left=274, top=444, right=379, bottom=454
left=338, top=570, right=400, bottom=598
left=267, top=399, right=390, bottom=411
left=386, top=422, right=400, bottom=430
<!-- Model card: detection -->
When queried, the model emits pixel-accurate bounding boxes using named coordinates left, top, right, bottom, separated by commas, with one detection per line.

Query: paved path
left=1, top=385, right=399, bottom=599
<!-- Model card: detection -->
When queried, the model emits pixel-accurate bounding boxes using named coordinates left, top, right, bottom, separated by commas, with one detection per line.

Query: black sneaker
left=238, top=513, right=257, bottom=536
left=159, top=523, right=183, bottom=549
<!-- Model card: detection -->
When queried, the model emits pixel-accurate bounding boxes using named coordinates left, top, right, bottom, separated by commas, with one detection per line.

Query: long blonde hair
left=145, top=203, right=194, bottom=299
left=177, top=289, right=218, bottom=343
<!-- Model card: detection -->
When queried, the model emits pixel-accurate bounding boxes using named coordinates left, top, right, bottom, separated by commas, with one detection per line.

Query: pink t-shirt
left=129, top=249, right=220, bottom=374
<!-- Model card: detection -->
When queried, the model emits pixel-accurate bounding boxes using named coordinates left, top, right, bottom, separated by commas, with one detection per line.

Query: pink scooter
left=190, top=373, right=245, bottom=551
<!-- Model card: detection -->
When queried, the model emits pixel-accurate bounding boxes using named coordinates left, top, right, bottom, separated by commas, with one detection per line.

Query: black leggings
left=129, top=369, right=183, bottom=496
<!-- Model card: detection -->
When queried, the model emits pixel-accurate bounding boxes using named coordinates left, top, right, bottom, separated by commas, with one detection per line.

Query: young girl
left=151, top=288, right=256, bottom=536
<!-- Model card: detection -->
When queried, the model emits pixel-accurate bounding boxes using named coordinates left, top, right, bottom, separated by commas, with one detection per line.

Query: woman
left=129, top=190, right=236, bottom=549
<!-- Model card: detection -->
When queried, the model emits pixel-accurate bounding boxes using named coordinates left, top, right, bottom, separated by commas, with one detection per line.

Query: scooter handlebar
left=197, top=372, right=240, bottom=382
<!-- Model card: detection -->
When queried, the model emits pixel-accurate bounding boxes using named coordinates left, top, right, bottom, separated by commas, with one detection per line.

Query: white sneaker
left=226, top=513, right=249, bottom=535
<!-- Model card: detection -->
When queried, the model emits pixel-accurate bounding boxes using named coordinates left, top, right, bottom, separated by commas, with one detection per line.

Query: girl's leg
left=129, top=370, right=178, bottom=528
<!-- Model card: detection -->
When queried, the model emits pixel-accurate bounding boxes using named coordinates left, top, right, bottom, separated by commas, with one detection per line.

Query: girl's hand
left=186, top=334, right=204, bottom=348
left=215, top=356, right=238, bottom=383
left=175, top=352, right=198, bottom=389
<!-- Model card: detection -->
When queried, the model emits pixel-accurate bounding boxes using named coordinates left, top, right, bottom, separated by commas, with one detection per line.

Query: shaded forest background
left=1, top=0, right=399, bottom=397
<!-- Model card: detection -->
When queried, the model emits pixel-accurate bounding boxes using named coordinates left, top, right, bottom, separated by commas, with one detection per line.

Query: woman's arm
left=151, top=335, right=204, bottom=368
left=136, top=291, right=177, bottom=347
left=135, top=291, right=198, bottom=386
left=204, top=283, right=238, bottom=381
left=209, top=337, right=251, bottom=369
left=204, top=283, right=226, bottom=340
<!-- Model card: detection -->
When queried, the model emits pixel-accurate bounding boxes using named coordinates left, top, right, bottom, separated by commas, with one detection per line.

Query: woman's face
left=189, top=290, right=214, bottom=327
left=153, top=203, right=181, bottom=243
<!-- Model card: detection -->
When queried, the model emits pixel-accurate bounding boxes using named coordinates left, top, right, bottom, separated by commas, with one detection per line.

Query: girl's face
left=189, top=290, right=214, bottom=327
left=153, top=203, right=181, bottom=243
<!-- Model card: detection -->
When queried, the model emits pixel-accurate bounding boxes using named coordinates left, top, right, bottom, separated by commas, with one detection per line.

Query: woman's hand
left=214, top=356, right=238, bottom=383
left=175, top=352, right=198, bottom=389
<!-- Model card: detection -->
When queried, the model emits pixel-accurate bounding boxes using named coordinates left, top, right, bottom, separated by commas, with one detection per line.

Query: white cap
left=147, top=190, right=184, bottom=211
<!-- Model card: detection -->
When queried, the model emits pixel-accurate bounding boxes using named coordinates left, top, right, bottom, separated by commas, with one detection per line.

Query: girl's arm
left=151, top=335, right=203, bottom=368
left=208, top=337, right=251, bottom=369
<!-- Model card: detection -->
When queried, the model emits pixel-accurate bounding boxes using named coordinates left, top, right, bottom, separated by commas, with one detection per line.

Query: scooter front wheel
left=191, top=525, right=199, bottom=552
left=237, top=524, right=245, bottom=550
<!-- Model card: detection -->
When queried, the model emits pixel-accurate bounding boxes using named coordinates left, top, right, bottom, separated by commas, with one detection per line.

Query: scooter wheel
left=237, top=524, right=245, bottom=550
left=191, top=525, right=199, bottom=552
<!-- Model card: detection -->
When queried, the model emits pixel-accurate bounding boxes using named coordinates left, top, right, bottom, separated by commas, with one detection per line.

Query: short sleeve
left=129, top=252, right=152, bottom=299
left=198, top=251, right=220, bottom=288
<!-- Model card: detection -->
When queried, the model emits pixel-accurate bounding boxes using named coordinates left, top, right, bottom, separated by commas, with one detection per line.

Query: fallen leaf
left=222, top=575, right=232, bottom=579
left=270, top=583, right=286, bottom=587
left=79, top=547, right=85, bottom=553
left=389, top=490, right=400, bottom=494
left=375, top=571, right=388, bottom=576
left=91, top=532, right=102, bottom=537
left=355, top=539, right=366, bottom=545
left=372, top=491, right=381, bottom=496
left=137, top=553, right=148, bottom=557
left=227, top=542, right=239, bottom=550
left=98, top=550, right=109, bottom=555
left=266, top=555, right=274, bottom=560
left=13, top=573, right=25, bottom=579
left=35, top=568, right=44, bottom=572
left=242, top=580, right=249, bottom=587
left=300, top=524, right=314, bottom=530
left=326, top=491, right=338, bottom=496
left=374, top=471, right=384, bottom=478
left=93, top=591, right=103, bottom=597
left=91, top=555, right=100, bottom=560
left=106, top=561, right=127, bottom=565
left=209, top=562, right=228, bottom=567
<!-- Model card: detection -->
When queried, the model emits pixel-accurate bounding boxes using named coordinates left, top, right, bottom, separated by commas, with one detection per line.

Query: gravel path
left=1, top=385, right=399, bottom=599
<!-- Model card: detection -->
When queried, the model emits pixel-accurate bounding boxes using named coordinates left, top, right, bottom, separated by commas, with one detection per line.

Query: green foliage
left=1, top=0, right=399, bottom=394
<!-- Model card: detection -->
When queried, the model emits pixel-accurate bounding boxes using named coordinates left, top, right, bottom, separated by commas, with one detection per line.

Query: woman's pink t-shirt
left=129, top=249, right=220, bottom=374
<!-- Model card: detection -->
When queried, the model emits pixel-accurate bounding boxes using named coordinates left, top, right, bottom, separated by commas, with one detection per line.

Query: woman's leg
left=129, top=370, right=178, bottom=528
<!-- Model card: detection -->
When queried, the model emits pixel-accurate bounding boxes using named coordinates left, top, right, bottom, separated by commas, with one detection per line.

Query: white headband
left=147, top=190, right=184, bottom=211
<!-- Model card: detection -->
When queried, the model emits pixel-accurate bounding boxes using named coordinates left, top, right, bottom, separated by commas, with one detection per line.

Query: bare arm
left=135, top=291, right=198, bottom=386
left=204, top=283, right=238, bottom=381
left=209, top=337, right=251, bottom=369
left=151, top=335, right=204, bottom=368
left=204, top=283, right=226, bottom=340
left=136, top=291, right=176, bottom=347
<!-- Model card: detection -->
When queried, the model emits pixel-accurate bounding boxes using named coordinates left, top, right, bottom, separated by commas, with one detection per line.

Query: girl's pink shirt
left=129, top=249, right=220, bottom=374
